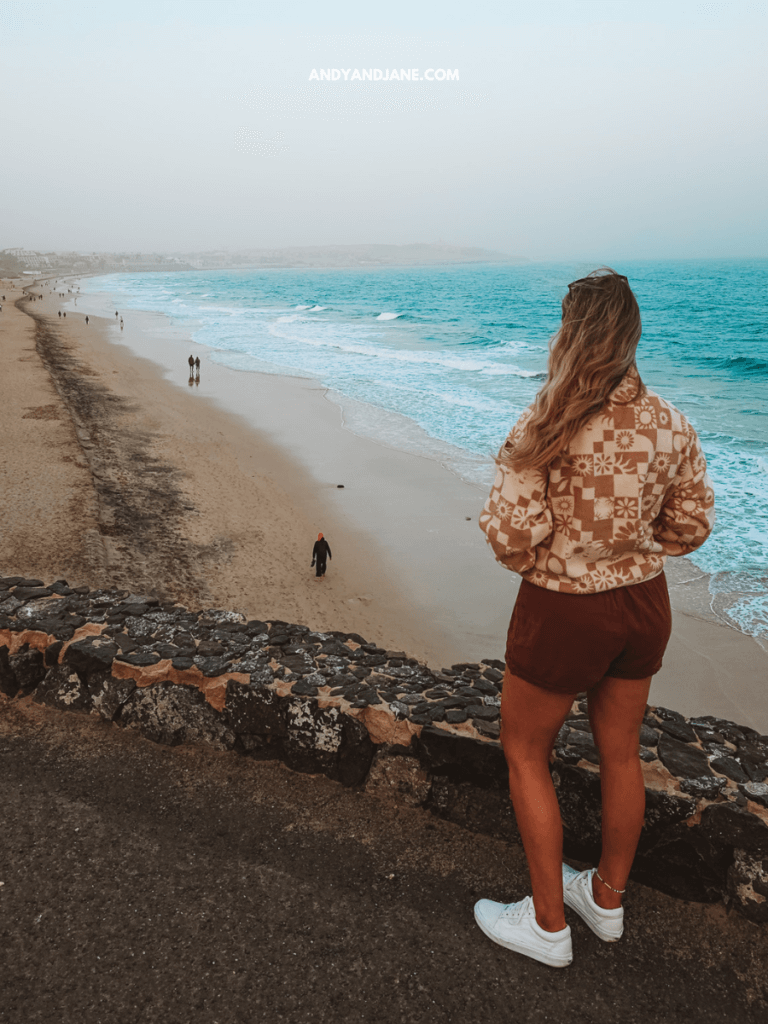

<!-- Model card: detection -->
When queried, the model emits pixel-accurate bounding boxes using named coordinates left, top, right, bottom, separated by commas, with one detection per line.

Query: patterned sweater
left=479, top=367, right=715, bottom=593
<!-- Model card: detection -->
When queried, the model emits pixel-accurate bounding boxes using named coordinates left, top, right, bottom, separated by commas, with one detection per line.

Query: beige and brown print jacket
left=479, top=368, right=715, bottom=593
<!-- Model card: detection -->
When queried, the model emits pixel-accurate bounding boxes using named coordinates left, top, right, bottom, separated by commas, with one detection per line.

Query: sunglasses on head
left=568, top=273, right=628, bottom=291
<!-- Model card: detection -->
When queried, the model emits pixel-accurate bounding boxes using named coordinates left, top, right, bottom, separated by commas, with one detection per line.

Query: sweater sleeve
left=652, top=421, right=715, bottom=556
left=479, top=412, right=554, bottom=574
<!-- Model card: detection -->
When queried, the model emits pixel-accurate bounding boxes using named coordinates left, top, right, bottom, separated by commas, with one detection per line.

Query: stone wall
left=2, top=575, right=767, bottom=923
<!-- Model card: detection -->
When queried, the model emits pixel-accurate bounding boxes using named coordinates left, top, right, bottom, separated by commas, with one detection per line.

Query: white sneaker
left=473, top=895, right=573, bottom=968
left=562, top=864, right=624, bottom=942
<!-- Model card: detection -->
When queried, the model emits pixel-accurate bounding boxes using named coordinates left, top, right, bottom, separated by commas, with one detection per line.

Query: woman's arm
left=479, top=418, right=554, bottom=573
left=652, top=422, right=715, bottom=556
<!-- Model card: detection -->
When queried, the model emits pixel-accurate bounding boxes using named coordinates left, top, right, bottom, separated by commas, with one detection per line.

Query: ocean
left=83, top=259, right=768, bottom=643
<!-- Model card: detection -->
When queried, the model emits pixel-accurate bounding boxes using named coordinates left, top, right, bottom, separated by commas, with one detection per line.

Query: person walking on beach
left=188, top=354, right=195, bottom=377
left=475, top=268, right=714, bottom=968
left=311, top=533, right=332, bottom=578
left=85, top=316, right=89, bottom=324
left=194, top=356, right=200, bottom=378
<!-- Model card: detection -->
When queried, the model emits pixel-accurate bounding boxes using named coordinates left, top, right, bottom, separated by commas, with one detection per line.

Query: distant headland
left=0, top=243, right=524, bottom=278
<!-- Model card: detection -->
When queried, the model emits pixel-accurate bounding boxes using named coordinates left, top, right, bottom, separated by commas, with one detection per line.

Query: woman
left=475, top=268, right=714, bottom=968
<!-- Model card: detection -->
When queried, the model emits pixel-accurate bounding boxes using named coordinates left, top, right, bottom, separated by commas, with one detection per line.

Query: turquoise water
left=84, top=260, right=768, bottom=640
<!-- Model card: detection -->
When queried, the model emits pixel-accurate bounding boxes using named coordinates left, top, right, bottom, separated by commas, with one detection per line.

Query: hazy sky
left=1, top=0, right=766, bottom=259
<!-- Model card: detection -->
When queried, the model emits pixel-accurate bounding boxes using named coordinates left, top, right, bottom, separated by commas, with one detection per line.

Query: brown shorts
left=505, top=573, right=672, bottom=695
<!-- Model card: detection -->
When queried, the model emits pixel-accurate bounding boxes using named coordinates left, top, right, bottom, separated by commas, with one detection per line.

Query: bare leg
left=586, top=674, right=651, bottom=909
left=500, top=670, right=575, bottom=932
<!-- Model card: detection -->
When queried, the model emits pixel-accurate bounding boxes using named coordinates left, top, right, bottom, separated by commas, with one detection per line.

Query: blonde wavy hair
left=503, top=267, right=645, bottom=472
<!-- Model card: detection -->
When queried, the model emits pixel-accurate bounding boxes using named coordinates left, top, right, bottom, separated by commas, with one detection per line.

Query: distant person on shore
left=58, top=310, right=61, bottom=317
left=115, top=311, right=119, bottom=318
left=475, top=268, right=714, bottom=968
left=85, top=316, right=89, bottom=324
left=311, top=533, right=332, bottom=578
left=188, top=354, right=195, bottom=377
left=194, top=356, right=201, bottom=380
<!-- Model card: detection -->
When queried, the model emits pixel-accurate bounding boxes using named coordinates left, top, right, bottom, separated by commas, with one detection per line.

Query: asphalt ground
left=1, top=696, right=766, bottom=1024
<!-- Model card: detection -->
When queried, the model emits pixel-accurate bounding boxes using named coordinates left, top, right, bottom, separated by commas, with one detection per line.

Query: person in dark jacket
left=311, top=533, right=332, bottom=578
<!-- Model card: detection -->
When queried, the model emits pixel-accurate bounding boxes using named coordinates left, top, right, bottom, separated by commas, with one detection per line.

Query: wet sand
left=2, top=275, right=767, bottom=731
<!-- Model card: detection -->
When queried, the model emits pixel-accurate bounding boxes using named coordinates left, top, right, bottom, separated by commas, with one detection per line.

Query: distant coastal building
left=1, top=248, right=52, bottom=268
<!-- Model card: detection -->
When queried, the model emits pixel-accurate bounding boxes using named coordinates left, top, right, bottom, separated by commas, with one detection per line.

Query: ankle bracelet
left=595, top=869, right=626, bottom=895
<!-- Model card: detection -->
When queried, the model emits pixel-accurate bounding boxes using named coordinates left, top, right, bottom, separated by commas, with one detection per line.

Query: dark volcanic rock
left=699, top=802, right=768, bottom=858
left=112, top=634, right=138, bottom=654
left=153, top=644, right=181, bottom=659
left=0, top=596, right=22, bottom=616
left=657, top=734, right=712, bottom=779
left=224, top=679, right=288, bottom=738
left=468, top=705, right=500, bottom=722
left=565, top=728, right=600, bottom=764
left=48, top=580, right=73, bottom=595
left=282, top=699, right=346, bottom=774
left=291, top=680, right=319, bottom=697
left=64, top=636, right=120, bottom=677
left=471, top=678, right=499, bottom=696
left=742, top=761, right=768, bottom=783
left=87, top=672, right=137, bottom=720
left=44, top=641, right=64, bottom=667
left=475, top=719, right=501, bottom=739
left=116, top=651, right=162, bottom=667
left=680, top=776, right=726, bottom=800
left=9, top=648, right=46, bottom=696
left=329, top=714, right=376, bottom=787
left=194, top=656, right=233, bottom=677
left=551, top=762, right=604, bottom=851
left=639, top=724, right=660, bottom=748
left=444, top=709, right=468, bottom=724
left=690, top=716, right=746, bottom=746
left=739, top=782, right=768, bottom=810
left=0, top=645, right=18, bottom=697
left=122, top=603, right=150, bottom=617
left=171, top=656, right=195, bottom=671
left=417, top=727, right=507, bottom=790
left=567, top=718, right=592, bottom=733
left=11, top=587, right=53, bottom=601
left=35, top=665, right=91, bottom=712
left=279, top=654, right=314, bottom=676
left=710, top=756, right=750, bottom=784
left=196, top=640, right=225, bottom=657
left=658, top=718, right=697, bottom=744
left=481, top=665, right=504, bottom=681
left=121, top=682, right=235, bottom=750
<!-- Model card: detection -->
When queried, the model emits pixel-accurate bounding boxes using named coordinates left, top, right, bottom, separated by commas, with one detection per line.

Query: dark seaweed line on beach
left=2, top=576, right=767, bottom=923
left=18, top=304, right=210, bottom=605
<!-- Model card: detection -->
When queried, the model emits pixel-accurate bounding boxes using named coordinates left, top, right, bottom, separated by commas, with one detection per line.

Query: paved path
left=1, top=698, right=766, bottom=1024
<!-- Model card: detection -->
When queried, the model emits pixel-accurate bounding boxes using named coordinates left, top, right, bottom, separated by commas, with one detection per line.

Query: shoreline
left=3, top=273, right=767, bottom=731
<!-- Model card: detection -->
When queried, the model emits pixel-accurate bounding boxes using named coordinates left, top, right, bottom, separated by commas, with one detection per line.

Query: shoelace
left=562, top=869, right=586, bottom=893
left=499, top=897, right=532, bottom=922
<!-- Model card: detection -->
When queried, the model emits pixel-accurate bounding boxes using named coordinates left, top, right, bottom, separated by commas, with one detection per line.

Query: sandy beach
left=2, top=275, right=767, bottom=731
